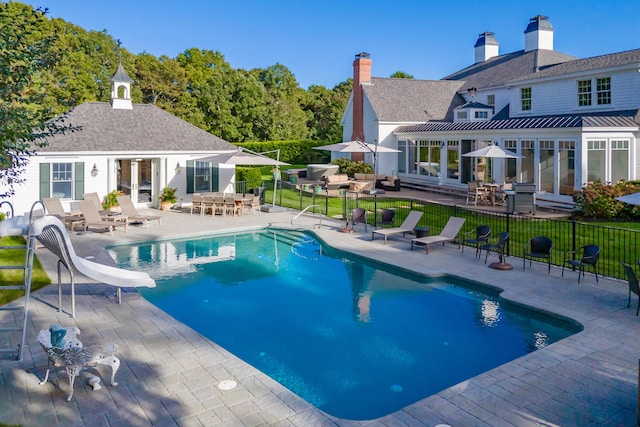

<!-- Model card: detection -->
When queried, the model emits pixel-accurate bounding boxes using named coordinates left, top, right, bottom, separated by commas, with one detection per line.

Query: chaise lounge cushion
left=325, top=174, right=350, bottom=189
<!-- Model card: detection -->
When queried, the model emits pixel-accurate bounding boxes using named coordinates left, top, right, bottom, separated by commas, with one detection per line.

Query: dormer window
left=487, top=94, right=495, bottom=106
left=578, top=77, right=611, bottom=107
left=454, top=101, right=492, bottom=122
left=521, top=88, right=531, bottom=111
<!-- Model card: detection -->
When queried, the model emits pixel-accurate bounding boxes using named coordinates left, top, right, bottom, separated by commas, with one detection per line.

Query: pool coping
left=1, top=209, right=638, bottom=426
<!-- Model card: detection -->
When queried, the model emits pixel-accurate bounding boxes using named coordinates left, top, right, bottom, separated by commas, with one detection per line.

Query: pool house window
left=52, top=162, right=73, bottom=199
left=521, top=88, right=531, bottom=111
left=186, top=160, right=219, bottom=194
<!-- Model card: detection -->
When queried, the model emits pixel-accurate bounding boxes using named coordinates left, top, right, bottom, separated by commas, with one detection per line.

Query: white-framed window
left=539, top=140, right=555, bottom=193
left=474, top=111, right=488, bottom=119
left=578, top=80, right=592, bottom=106
left=587, top=140, right=606, bottom=182
left=486, top=94, right=495, bottom=106
left=194, top=161, right=211, bottom=192
left=578, top=77, right=611, bottom=107
left=456, top=111, right=468, bottom=119
left=504, top=140, right=517, bottom=183
left=521, top=88, right=531, bottom=111
left=559, top=140, right=575, bottom=195
left=52, top=162, right=73, bottom=198
left=611, top=139, right=629, bottom=182
left=597, top=77, right=611, bottom=105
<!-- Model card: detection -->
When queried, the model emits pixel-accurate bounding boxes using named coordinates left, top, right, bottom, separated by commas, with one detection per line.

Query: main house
left=341, top=15, right=640, bottom=207
left=5, top=65, right=241, bottom=215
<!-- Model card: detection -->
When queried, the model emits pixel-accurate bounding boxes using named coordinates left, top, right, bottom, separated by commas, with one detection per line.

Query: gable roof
left=38, top=102, right=237, bottom=153
left=363, top=78, right=467, bottom=122
left=442, top=49, right=576, bottom=91
left=395, top=110, right=640, bottom=133
left=508, top=48, right=640, bottom=83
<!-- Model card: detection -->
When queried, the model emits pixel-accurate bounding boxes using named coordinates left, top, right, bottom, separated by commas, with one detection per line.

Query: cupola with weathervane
left=110, top=63, right=133, bottom=109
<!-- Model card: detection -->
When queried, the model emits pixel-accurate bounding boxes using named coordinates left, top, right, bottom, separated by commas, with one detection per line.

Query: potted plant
left=159, top=186, right=177, bottom=211
left=102, top=190, right=124, bottom=212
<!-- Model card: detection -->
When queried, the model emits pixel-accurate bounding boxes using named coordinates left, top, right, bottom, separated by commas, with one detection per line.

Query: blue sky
left=24, top=0, right=640, bottom=89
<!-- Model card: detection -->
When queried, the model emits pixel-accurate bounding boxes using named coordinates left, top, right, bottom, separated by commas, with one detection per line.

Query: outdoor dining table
left=482, top=183, right=501, bottom=206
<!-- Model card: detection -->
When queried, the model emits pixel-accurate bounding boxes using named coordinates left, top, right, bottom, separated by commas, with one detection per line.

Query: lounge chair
left=31, top=215, right=155, bottom=317
left=371, top=210, right=423, bottom=243
left=42, top=197, right=84, bottom=231
left=117, top=195, right=161, bottom=228
left=410, top=217, right=466, bottom=254
left=78, top=200, right=128, bottom=235
left=82, top=192, right=106, bottom=214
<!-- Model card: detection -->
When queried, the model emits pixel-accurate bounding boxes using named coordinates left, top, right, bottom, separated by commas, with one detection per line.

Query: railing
left=254, top=179, right=640, bottom=281
left=291, top=205, right=323, bottom=229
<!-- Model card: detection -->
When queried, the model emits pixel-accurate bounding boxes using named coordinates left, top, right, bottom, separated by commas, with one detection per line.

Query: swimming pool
left=108, top=229, right=582, bottom=420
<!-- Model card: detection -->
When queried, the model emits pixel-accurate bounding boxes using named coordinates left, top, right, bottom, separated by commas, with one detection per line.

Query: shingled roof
left=363, top=78, right=467, bottom=122
left=37, top=102, right=237, bottom=152
left=442, top=49, right=576, bottom=91
left=508, top=48, right=640, bottom=83
left=395, top=110, right=640, bottom=133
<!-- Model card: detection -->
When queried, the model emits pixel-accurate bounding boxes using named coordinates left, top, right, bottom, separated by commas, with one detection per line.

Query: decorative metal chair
left=38, top=324, right=120, bottom=401
left=462, top=225, right=491, bottom=258
left=523, top=236, right=553, bottom=273
left=562, top=245, right=600, bottom=283
left=621, top=262, right=640, bottom=315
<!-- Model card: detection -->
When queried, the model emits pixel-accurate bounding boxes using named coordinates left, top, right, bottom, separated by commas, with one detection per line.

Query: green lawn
left=0, top=236, right=51, bottom=306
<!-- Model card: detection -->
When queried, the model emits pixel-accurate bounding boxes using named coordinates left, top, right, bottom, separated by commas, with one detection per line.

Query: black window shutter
left=186, top=160, right=194, bottom=194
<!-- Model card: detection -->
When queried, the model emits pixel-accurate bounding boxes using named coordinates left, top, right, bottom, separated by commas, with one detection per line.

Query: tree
left=303, top=79, right=352, bottom=142
left=390, top=71, right=414, bottom=79
left=0, top=3, right=73, bottom=198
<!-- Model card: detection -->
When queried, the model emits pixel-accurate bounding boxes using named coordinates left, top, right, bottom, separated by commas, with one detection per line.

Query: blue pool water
left=108, top=229, right=581, bottom=420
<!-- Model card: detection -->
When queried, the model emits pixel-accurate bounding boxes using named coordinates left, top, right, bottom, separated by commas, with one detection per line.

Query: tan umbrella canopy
left=462, top=144, right=523, bottom=159
left=314, top=140, right=400, bottom=154
left=198, top=150, right=289, bottom=166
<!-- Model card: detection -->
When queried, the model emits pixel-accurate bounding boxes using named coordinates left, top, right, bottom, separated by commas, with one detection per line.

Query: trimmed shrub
left=574, top=180, right=640, bottom=219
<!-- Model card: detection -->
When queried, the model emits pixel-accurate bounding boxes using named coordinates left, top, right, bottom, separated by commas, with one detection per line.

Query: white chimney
left=524, top=15, right=554, bottom=52
left=474, top=32, right=499, bottom=63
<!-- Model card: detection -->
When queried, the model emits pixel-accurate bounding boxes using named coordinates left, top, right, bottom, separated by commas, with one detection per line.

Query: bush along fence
left=259, top=179, right=639, bottom=282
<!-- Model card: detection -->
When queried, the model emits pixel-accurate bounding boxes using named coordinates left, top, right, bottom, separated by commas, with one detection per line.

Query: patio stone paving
left=1, top=200, right=638, bottom=426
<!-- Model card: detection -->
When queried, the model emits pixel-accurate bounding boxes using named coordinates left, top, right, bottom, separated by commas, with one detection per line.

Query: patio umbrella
left=462, top=144, right=522, bottom=159
left=314, top=140, right=400, bottom=191
left=198, top=150, right=289, bottom=166
left=314, top=140, right=400, bottom=154
left=615, top=192, right=640, bottom=206
left=462, top=143, right=522, bottom=183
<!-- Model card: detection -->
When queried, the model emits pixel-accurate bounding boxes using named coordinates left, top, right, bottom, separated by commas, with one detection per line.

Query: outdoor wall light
left=90, top=163, right=99, bottom=177
left=175, top=162, right=182, bottom=174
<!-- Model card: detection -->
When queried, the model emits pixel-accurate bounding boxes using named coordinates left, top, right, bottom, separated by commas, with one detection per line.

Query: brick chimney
left=351, top=52, right=371, bottom=161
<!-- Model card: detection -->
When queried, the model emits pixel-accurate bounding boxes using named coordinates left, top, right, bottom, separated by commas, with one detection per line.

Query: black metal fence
left=260, top=180, right=639, bottom=281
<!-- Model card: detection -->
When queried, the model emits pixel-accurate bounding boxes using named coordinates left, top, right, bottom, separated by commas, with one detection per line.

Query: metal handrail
left=291, top=205, right=322, bottom=229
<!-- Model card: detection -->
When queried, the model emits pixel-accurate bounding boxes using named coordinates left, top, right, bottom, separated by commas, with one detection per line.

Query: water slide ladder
left=0, top=201, right=42, bottom=360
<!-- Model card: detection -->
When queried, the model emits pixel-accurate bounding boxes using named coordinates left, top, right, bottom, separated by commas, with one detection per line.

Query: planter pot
left=160, top=202, right=172, bottom=211
left=339, top=189, right=346, bottom=196
left=314, top=186, right=323, bottom=195
left=108, top=206, right=121, bottom=213
left=303, top=184, right=311, bottom=191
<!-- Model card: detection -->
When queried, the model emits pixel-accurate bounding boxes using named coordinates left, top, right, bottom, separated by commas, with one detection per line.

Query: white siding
left=510, top=69, right=640, bottom=117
